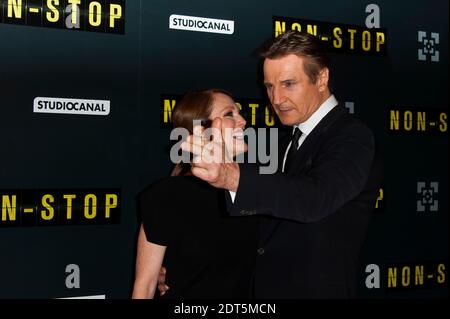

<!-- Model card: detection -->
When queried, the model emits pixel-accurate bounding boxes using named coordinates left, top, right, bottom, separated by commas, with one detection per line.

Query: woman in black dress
left=132, top=89, right=259, bottom=299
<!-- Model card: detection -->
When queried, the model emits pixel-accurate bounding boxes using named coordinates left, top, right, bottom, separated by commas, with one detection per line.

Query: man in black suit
left=182, top=30, right=383, bottom=298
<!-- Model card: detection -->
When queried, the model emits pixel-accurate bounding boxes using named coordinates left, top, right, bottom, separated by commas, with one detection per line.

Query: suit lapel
left=278, top=131, right=291, bottom=173
left=285, top=104, right=346, bottom=174
left=262, top=105, right=346, bottom=243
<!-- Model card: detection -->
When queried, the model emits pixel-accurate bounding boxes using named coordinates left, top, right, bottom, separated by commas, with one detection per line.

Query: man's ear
left=317, top=67, right=329, bottom=92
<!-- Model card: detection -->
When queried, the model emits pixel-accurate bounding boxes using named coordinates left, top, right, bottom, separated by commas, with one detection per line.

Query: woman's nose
left=235, top=114, right=246, bottom=128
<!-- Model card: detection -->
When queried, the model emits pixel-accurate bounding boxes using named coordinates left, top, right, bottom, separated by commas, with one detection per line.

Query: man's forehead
left=263, top=63, right=302, bottom=82
left=264, top=54, right=304, bottom=64
left=264, top=55, right=303, bottom=70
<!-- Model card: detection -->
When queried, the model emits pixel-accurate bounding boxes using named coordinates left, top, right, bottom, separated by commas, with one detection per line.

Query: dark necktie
left=284, top=127, right=302, bottom=173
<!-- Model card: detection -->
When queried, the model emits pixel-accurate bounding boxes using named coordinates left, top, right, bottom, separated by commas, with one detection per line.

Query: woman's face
left=208, top=93, right=247, bottom=156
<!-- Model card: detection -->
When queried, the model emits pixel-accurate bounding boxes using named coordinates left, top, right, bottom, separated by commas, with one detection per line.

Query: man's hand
left=157, top=266, right=169, bottom=296
left=181, top=118, right=240, bottom=191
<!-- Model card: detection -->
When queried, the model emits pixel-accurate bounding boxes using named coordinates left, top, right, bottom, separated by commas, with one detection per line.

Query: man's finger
left=158, top=267, right=166, bottom=283
left=222, top=126, right=235, bottom=162
left=191, top=145, right=215, bottom=164
left=181, top=141, right=203, bottom=156
left=210, top=118, right=224, bottom=143
left=193, top=125, right=205, bottom=140
left=158, top=283, right=169, bottom=296
left=191, top=165, right=218, bottom=183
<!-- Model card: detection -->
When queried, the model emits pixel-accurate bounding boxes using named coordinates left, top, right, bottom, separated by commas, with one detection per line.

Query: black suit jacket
left=229, top=105, right=383, bottom=298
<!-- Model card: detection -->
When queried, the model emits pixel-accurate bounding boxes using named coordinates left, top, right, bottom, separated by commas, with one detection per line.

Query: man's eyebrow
left=263, top=78, right=295, bottom=86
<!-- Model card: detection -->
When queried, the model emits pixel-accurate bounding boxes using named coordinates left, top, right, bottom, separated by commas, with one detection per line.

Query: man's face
left=263, top=54, right=328, bottom=126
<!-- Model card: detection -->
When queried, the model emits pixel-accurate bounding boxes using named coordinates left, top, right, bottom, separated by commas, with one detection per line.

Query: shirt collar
left=293, top=94, right=338, bottom=136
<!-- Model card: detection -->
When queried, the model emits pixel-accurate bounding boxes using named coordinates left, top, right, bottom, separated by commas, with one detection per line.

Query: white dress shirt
left=281, top=94, right=338, bottom=172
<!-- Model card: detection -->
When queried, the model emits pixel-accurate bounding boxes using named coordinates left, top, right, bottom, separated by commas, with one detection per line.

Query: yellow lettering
left=105, top=194, right=117, bottom=219
left=84, top=194, right=97, bottom=219
left=376, top=32, right=385, bottom=52
left=274, top=21, right=285, bottom=37
left=63, top=194, right=76, bottom=219
left=362, top=30, right=371, bottom=51
left=46, top=0, right=59, bottom=22
left=1, top=195, right=17, bottom=221
left=375, top=188, right=383, bottom=209
left=347, top=29, right=357, bottom=50
left=41, top=194, right=55, bottom=221
left=163, top=99, right=176, bottom=123
left=306, top=24, right=317, bottom=36
left=291, top=23, right=301, bottom=32
left=249, top=104, right=259, bottom=126
left=388, top=267, right=397, bottom=288
left=88, top=1, right=102, bottom=27
left=417, top=112, right=426, bottom=131
left=439, top=112, right=447, bottom=132
left=333, top=27, right=342, bottom=48
left=265, top=106, right=275, bottom=126
left=67, top=0, right=80, bottom=25
left=404, top=111, right=413, bottom=131
left=109, top=4, right=122, bottom=28
left=7, top=0, right=22, bottom=18
left=437, top=264, right=446, bottom=284
left=390, top=110, right=400, bottom=130
left=402, top=266, right=410, bottom=287
left=415, top=265, right=424, bottom=285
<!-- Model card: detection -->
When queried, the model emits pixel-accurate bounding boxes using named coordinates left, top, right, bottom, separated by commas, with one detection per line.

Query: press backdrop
left=0, top=0, right=448, bottom=298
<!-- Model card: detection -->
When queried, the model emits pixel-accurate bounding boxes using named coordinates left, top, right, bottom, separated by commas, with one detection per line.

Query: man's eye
left=224, top=111, right=234, bottom=118
left=285, top=81, right=294, bottom=87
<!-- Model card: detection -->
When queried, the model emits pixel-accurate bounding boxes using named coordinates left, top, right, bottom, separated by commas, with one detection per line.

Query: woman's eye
left=224, top=111, right=234, bottom=118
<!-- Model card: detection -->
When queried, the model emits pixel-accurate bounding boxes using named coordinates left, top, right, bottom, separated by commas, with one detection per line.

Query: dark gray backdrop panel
left=0, top=0, right=447, bottom=298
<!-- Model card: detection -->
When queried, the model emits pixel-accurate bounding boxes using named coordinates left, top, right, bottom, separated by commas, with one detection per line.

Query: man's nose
left=271, top=87, right=285, bottom=106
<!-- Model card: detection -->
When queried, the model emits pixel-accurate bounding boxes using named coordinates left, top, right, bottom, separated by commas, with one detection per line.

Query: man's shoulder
left=326, top=105, right=374, bottom=136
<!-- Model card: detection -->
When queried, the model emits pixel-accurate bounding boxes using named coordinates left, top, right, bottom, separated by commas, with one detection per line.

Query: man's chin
left=280, top=117, right=298, bottom=126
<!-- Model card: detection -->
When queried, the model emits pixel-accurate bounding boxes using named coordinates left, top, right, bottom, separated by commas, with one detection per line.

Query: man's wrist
left=225, top=162, right=239, bottom=192
left=213, top=162, right=239, bottom=192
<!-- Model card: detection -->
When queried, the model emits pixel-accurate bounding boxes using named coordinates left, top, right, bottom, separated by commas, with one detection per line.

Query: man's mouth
left=277, top=107, right=293, bottom=114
